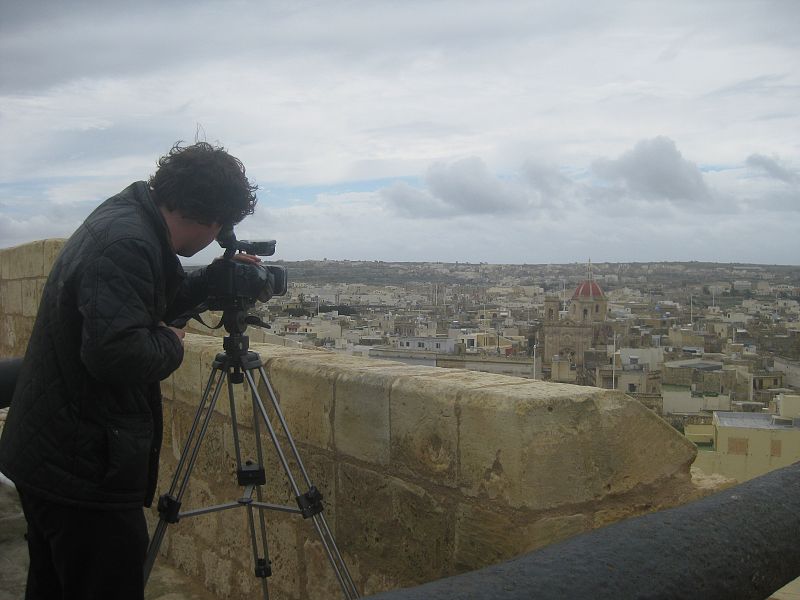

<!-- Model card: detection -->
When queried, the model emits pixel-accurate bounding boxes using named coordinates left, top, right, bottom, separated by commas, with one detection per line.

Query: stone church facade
left=543, top=277, right=610, bottom=369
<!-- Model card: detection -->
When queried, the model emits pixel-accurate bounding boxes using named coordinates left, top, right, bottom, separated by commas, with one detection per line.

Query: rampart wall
left=1, top=240, right=702, bottom=599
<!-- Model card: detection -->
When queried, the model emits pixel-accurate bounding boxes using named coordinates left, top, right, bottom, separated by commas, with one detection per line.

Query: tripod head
left=222, top=308, right=251, bottom=336
left=221, top=308, right=271, bottom=359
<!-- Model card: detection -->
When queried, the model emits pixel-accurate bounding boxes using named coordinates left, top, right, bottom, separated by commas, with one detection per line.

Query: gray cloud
left=380, top=182, right=449, bottom=218
left=382, top=157, right=533, bottom=218
left=520, top=161, right=573, bottom=202
left=746, top=153, right=798, bottom=183
left=592, top=137, right=710, bottom=204
left=426, top=158, right=529, bottom=214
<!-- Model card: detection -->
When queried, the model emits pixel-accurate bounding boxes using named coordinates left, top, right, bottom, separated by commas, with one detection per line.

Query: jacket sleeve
left=163, top=266, right=209, bottom=324
left=77, top=238, right=184, bottom=384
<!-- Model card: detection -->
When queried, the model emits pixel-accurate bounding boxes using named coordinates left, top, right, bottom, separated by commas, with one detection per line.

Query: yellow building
left=691, top=394, right=800, bottom=482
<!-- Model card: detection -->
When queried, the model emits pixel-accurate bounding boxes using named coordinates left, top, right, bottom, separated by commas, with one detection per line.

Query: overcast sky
left=1, top=0, right=798, bottom=266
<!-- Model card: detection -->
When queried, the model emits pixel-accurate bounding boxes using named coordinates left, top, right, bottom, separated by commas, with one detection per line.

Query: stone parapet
left=153, top=336, right=698, bottom=599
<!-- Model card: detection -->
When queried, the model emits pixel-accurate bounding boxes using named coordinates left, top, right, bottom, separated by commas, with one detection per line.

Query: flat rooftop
left=664, top=359, right=724, bottom=371
left=715, top=412, right=800, bottom=431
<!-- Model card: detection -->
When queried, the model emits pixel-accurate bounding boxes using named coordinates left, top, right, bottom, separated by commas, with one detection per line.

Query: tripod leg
left=257, top=366, right=359, bottom=598
left=244, top=368, right=360, bottom=599
left=228, top=371, right=273, bottom=600
left=144, top=364, right=227, bottom=582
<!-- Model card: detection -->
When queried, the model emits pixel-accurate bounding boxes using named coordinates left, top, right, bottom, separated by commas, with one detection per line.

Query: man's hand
left=230, top=252, right=262, bottom=265
left=160, top=321, right=185, bottom=345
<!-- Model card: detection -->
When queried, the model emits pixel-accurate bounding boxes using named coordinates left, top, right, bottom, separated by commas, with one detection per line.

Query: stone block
left=303, top=539, right=345, bottom=600
left=193, top=416, right=227, bottom=482
left=216, top=502, right=252, bottom=554
left=521, top=513, right=593, bottom=553
left=265, top=514, right=302, bottom=598
left=20, top=241, right=45, bottom=278
left=201, top=549, right=233, bottom=598
left=10, top=317, right=34, bottom=356
left=181, top=479, right=220, bottom=545
left=0, top=315, right=14, bottom=356
left=1, top=280, right=23, bottom=316
left=362, top=572, right=401, bottom=597
left=169, top=531, right=201, bottom=577
left=390, top=374, right=459, bottom=486
left=390, top=477, right=454, bottom=583
left=456, top=382, right=693, bottom=511
left=258, top=356, right=334, bottom=451
left=336, top=462, right=396, bottom=568
left=0, top=251, right=8, bottom=281
left=172, top=337, right=207, bottom=402
left=454, top=503, right=526, bottom=571
left=334, top=370, right=392, bottom=464
left=1, top=242, right=40, bottom=279
left=168, top=402, right=227, bottom=482
left=21, top=279, right=40, bottom=317
left=585, top=391, right=697, bottom=491
left=42, top=239, right=66, bottom=273
left=454, top=505, right=590, bottom=572
left=336, top=462, right=451, bottom=585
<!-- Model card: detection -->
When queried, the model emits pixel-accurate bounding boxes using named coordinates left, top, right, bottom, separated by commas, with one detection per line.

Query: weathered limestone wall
left=0, top=240, right=65, bottom=359
left=155, top=340, right=699, bottom=599
left=1, top=241, right=701, bottom=599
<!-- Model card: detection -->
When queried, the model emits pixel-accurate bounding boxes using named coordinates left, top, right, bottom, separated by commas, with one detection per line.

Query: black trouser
left=18, top=490, right=149, bottom=600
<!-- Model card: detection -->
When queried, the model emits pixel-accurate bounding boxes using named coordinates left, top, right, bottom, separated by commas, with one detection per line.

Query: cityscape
left=230, top=258, right=800, bottom=484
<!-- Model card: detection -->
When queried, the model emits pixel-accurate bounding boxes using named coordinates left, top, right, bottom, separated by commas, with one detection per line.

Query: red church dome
left=572, top=280, right=604, bottom=299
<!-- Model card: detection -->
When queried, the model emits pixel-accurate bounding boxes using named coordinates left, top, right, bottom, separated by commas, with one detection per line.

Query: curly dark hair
left=149, top=141, right=258, bottom=227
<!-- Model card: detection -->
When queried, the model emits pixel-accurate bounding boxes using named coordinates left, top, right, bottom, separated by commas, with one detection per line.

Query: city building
left=692, top=394, right=800, bottom=482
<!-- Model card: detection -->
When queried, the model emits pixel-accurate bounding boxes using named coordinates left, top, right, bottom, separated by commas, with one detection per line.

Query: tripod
left=143, top=310, right=359, bottom=599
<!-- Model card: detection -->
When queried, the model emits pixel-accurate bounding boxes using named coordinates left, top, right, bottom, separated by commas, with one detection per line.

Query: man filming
left=0, top=141, right=258, bottom=599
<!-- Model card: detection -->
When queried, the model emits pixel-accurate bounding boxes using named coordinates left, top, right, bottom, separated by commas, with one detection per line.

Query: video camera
left=205, top=226, right=288, bottom=312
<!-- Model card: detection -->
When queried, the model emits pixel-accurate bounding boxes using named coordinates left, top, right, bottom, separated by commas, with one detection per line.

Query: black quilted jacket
left=0, top=182, right=207, bottom=509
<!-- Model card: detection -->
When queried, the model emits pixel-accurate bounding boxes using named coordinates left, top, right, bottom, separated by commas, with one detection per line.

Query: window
left=727, top=437, right=749, bottom=456
left=417, top=342, right=424, bottom=348
left=771, top=439, right=782, bottom=458
left=628, top=383, right=636, bottom=393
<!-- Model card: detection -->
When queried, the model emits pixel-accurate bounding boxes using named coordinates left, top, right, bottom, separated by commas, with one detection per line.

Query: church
left=542, top=267, right=612, bottom=382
